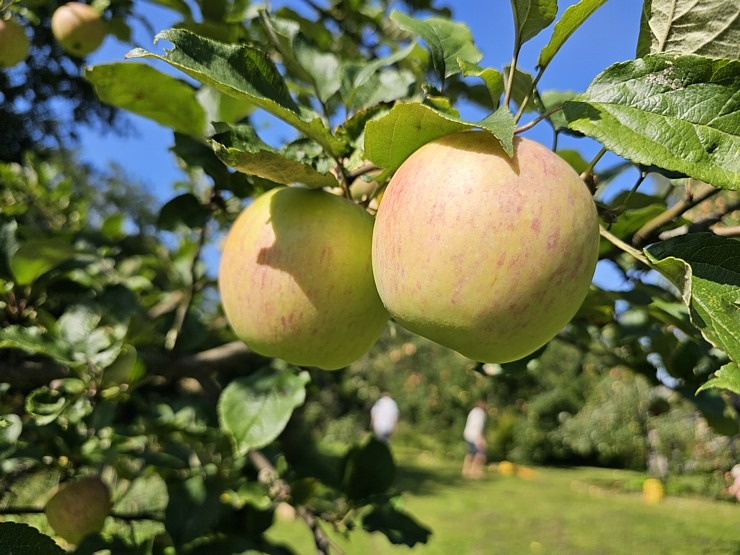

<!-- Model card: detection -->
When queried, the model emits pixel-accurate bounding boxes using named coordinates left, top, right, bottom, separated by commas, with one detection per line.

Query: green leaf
left=505, top=66, right=543, bottom=113
left=341, top=63, right=417, bottom=111
left=126, top=29, right=347, bottom=157
left=645, top=234, right=740, bottom=393
left=218, top=368, right=309, bottom=454
left=511, top=0, right=558, bottom=45
left=364, top=103, right=515, bottom=181
left=209, top=123, right=338, bottom=189
left=564, top=54, right=740, bottom=190
left=351, top=42, right=418, bottom=94
left=10, top=238, right=79, bottom=286
left=165, top=476, right=222, bottom=546
left=342, top=436, right=395, bottom=502
left=293, top=34, right=341, bottom=103
left=25, top=387, right=68, bottom=426
left=362, top=504, right=432, bottom=547
left=341, top=41, right=418, bottom=109
left=157, top=194, right=211, bottom=231
left=57, top=304, right=101, bottom=347
left=390, top=10, right=482, bottom=82
left=85, top=63, right=207, bottom=137
left=0, top=522, right=64, bottom=555
left=0, top=414, right=22, bottom=447
left=539, top=89, right=578, bottom=132
left=0, top=325, right=77, bottom=366
left=636, top=0, right=740, bottom=59
left=458, top=60, right=505, bottom=108
left=698, top=361, right=740, bottom=395
left=538, top=0, right=607, bottom=69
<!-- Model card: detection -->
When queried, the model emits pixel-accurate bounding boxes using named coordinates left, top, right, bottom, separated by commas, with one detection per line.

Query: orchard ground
left=267, top=445, right=740, bottom=555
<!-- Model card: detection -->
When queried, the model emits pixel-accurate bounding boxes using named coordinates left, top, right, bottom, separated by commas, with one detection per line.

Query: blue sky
left=79, top=0, right=647, bottom=287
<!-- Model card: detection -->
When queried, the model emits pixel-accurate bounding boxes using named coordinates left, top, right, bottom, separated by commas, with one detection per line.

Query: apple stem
left=580, top=147, right=608, bottom=182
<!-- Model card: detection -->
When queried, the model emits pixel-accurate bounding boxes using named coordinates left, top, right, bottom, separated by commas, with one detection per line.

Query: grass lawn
left=267, top=446, right=740, bottom=554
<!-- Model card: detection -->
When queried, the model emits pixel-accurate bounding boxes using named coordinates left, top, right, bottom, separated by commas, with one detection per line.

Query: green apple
left=44, top=476, right=111, bottom=544
left=51, top=2, right=106, bottom=57
left=218, top=186, right=388, bottom=370
left=0, top=18, right=30, bottom=68
left=372, top=131, right=599, bottom=363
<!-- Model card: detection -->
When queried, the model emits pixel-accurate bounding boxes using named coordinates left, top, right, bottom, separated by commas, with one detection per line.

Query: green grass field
left=267, top=447, right=740, bottom=555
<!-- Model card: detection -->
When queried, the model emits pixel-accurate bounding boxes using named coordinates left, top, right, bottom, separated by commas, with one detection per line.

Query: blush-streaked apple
left=372, top=131, right=599, bottom=363
left=218, top=186, right=388, bottom=370
left=51, top=2, right=106, bottom=57
left=0, top=18, right=30, bottom=68
left=44, top=476, right=111, bottom=545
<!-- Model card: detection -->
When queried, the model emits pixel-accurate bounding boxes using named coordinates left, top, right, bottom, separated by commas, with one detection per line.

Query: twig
left=632, top=183, right=721, bottom=247
left=165, top=222, right=209, bottom=351
left=599, top=225, right=653, bottom=268
left=503, top=46, right=520, bottom=109
left=248, top=449, right=342, bottom=555
left=513, top=66, right=545, bottom=123
left=3, top=341, right=260, bottom=392
left=514, top=105, right=563, bottom=135
left=713, top=225, right=740, bottom=237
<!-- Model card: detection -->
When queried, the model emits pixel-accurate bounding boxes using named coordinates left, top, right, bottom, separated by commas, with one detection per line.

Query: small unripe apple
left=44, top=476, right=111, bottom=544
left=372, top=131, right=599, bottom=363
left=0, top=18, right=30, bottom=68
left=218, top=186, right=388, bottom=370
left=51, top=2, right=106, bottom=57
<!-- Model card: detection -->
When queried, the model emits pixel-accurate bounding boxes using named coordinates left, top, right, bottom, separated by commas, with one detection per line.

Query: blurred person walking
left=463, top=401, right=488, bottom=478
left=371, top=392, right=399, bottom=443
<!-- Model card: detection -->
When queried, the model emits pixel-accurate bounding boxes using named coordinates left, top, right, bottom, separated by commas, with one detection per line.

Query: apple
left=0, top=18, right=30, bottom=68
left=218, top=186, right=388, bottom=370
left=51, top=2, right=106, bottom=57
left=371, top=131, right=599, bottom=363
left=44, top=476, right=111, bottom=544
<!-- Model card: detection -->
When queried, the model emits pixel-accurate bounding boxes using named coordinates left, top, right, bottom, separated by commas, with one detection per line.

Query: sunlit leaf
left=85, top=63, right=207, bottom=137
left=0, top=414, right=22, bottom=447
left=25, top=387, right=67, bottom=426
left=458, top=60, right=505, bottom=108
left=636, top=0, right=740, bottom=59
left=645, top=234, right=740, bottom=393
left=564, top=54, right=740, bottom=190
left=391, top=10, right=482, bottom=82
left=209, top=123, right=338, bottom=189
left=538, top=0, right=607, bottom=69
left=365, top=103, right=515, bottom=181
left=511, top=0, right=557, bottom=45
left=0, top=325, right=76, bottom=366
left=126, top=29, right=347, bottom=156
left=218, top=368, right=310, bottom=454
left=10, top=238, right=79, bottom=286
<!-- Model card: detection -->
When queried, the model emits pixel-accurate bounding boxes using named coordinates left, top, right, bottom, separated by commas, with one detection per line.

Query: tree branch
left=632, top=183, right=721, bottom=247
left=658, top=198, right=740, bottom=240
left=2, top=341, right=263, bottom=393
left=248, top=449, right=343, bottom=555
